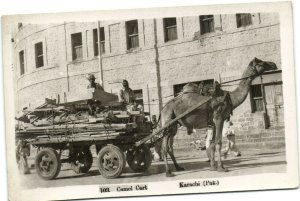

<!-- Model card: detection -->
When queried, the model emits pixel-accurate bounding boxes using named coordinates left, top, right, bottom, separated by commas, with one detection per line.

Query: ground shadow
left=56, top=170, right=100, bottom=180
left=252, top=152, right=281, bottom=156
left=51, top=151, right=286, bottom=180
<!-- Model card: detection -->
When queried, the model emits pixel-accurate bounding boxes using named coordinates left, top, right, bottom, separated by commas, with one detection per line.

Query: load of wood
left=16, top=123, right=137, bottom=139
left=15, top=93, right=149, bottom=143
left=25, top=130, right=146, bottom=145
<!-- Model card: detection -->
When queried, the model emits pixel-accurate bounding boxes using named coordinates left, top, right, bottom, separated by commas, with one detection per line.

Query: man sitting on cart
left=119, top=80, right=135, bottom=105
left=119, top=80, right=138, bottom=112
left=86, top=74, right=103, bottom=115
left=87, top=74, right=104, bottom=91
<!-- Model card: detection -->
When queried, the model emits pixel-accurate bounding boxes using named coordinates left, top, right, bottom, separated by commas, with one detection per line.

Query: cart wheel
left=70, top=148, right=93, bottom=174
left=126, top=145, right=152, bottom=172
left=97, top=145, right=125, bottom=179
left=35, top=148, right=61, bottom=180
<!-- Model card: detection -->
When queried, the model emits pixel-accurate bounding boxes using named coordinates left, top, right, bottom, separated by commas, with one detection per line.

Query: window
left=236, top=13, right=252, bottom=28
left=200, top=15, right=214, bottom=35
left=126, top=20, right=139, bottom=49
left=133, top=89, right=143, bottom=106
left=71, top=32, right=83, bottom=60
left=35, top=42, right=44, bottom=68
left=250, top=85, right=264, bottom=112
left=173, top=79, right=214, bottom=97
left=163, top=18, right=178, bottom=42
left=19, top=50, right=25, bottom=75
left=93, top=29, right=98, bottom=56
left=93, top=27, right=105, bottom=56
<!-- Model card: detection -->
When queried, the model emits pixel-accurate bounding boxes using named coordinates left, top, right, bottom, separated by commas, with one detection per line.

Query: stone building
left=12, top=13, right=284, bottom=147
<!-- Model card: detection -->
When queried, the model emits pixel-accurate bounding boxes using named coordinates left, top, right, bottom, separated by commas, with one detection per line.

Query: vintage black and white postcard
left=2, top=1, right=299, bottom=201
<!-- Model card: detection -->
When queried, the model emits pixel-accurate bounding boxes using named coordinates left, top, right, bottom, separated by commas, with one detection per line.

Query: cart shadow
left=57, top=165, right=152, bottom=180
left=56, top=170, right=101, bottom=180
left=55, top=152, right=286, bottom=180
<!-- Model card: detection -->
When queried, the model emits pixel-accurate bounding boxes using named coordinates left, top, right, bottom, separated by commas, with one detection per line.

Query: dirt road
left=19, top=148, right=286, bottom=189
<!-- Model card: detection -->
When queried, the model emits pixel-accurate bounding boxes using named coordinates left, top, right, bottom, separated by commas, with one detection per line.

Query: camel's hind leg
left=162, top=135, right=174, bottom=177
left=167, top=135, right=184, bottom=171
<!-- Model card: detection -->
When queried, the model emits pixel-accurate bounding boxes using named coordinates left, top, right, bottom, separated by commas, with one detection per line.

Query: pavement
left=19, top=147, right=286, bottom=189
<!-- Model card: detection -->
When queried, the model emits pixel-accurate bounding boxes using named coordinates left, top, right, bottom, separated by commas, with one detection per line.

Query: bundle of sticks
left=16, top=123, right=137, bottom=140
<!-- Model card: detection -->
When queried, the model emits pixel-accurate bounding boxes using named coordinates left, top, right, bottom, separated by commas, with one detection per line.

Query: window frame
left=19, top=50, right=25, bottom=75
left=250, top=84, right=264, bottom=113
left=163, top=17, right=178, bottom=42
left=93, top=27, right=105, bottom=56
left=71, top=32, right=83, bottom=61
left=199, top=15, right=215, bottom=35
left=236, top=13, right=253, bottom=28
left=34, top=42, right=44, bottom=68
left=125, top=20, right=139, bottom=50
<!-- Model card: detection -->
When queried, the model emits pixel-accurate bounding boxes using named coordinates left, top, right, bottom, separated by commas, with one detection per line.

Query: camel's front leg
left=167, top=136, right=184, bottom=171
left=215, top=119, right=228, bottom=172
left=207, top=142, right=217, bottom=171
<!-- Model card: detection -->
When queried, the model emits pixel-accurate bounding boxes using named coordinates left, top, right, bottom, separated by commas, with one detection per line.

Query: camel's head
left=249, top=57, right=277, bottom=75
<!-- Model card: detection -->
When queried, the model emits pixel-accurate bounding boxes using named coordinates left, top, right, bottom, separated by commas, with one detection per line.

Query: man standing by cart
left=16, top=139, right=31, bottom=174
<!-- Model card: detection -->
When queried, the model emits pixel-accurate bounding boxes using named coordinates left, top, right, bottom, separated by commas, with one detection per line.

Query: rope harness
left=220, top=63, right=259, bottom=85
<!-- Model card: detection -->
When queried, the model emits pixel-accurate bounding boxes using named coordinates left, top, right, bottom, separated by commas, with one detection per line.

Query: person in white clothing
left=205, top=125, right=214, bottom=161
left=205, top=125, right=214, bottom=150
left=222, top=118, right=241, bottom=158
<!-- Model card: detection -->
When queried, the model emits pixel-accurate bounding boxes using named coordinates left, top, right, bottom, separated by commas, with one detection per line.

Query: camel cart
left=16, top=88, right=213, bottom=180
left=15, top=90, right=154, bottom=180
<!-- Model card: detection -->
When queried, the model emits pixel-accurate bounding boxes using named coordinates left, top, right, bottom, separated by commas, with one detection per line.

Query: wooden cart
left=16, top=98, right=154, bottom=180
left=16, top=92, right=211, bottom=180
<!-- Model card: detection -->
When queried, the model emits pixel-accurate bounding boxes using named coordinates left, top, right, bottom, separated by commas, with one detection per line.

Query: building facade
left=13, top=13, right=284, bottom=144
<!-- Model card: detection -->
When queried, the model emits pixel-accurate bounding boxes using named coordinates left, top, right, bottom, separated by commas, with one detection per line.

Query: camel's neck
left=229, top=68, right=257, bottom=109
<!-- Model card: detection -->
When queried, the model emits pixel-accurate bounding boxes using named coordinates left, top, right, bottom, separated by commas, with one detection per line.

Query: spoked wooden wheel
left=70, top=147, right=93, bottom=174
left=35, top=148, right=61, bottom=180
left=126, top=145, right=152, bottom=172
left=97, top=145, right=125, bottom=179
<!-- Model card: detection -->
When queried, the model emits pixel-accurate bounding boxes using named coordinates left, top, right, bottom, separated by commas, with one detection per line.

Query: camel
left=159, top=57, right=277, bottom=177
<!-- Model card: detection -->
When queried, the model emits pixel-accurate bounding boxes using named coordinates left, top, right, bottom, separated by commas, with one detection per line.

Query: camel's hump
left=182, top=83, right=199, bottom=93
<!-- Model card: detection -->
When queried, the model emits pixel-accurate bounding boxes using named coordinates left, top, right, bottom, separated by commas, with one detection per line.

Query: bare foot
left=217, top=165, right=228, bottom=172
left=176, top=166, right=185, bottom=171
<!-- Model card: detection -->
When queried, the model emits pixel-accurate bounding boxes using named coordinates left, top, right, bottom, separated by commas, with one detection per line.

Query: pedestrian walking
left=16, top=139, right=31, bottom=174
left=222, top=118, right=241, bottom=158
